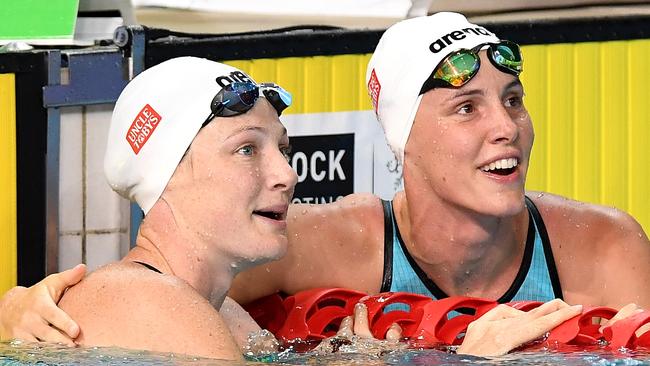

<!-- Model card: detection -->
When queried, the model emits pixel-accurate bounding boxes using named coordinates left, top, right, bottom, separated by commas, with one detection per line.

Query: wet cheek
left=249, top=167, right=261, bottom=178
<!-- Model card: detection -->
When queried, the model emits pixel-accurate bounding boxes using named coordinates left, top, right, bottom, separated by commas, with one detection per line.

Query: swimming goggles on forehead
left=419, top=40, right=523, bottom=95
left=202, top=81, right=292, bottom=127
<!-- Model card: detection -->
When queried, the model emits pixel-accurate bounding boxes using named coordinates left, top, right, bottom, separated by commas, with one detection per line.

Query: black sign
left=289, top=133, right=354, bottom=204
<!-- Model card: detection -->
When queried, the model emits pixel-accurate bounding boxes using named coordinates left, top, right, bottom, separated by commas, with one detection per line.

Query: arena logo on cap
left=126, top=104, right=162, bottom=154
left=215, top=70, right=253, bottom=88
left=368, top=69, right=381, bottom=113
left=429, top=27, right=494, bottom=54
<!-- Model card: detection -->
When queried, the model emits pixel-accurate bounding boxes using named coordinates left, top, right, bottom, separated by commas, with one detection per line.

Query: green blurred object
left=0, top=0, right=79, bottom=44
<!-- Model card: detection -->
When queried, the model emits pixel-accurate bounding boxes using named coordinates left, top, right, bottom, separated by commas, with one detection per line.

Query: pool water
left=1, top=341, right=650, bottom=365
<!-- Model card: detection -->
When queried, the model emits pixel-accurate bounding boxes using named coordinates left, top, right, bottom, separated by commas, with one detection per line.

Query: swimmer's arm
left=59, top=271, right=242, bottom=361
left=229, top=193, right=385, bottom=304
left=0, top=264, right=86, bottom=344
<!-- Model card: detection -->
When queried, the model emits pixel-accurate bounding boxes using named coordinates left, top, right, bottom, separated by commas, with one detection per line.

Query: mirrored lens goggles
left=419, top=40, right=523, bottom=95
left=202, top=81, right=292, bottom=127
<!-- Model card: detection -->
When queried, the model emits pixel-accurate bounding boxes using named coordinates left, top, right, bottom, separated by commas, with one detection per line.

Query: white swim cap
left=366, top=12, right=500, bottom=163
left=104, top=57, right=255, bottom=214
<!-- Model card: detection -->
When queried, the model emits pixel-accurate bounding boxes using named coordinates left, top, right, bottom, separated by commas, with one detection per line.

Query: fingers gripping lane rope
left=243, top=288, right=650, bottom=351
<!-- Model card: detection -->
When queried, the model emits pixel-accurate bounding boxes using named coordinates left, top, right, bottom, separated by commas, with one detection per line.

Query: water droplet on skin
left=301, top=209, right=307, bottom=215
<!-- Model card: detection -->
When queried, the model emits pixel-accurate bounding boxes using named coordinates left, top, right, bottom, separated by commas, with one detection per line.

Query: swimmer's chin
left=235, top=240, right=288, bottom=269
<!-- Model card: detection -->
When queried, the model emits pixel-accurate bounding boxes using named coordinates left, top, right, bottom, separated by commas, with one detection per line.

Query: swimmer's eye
left=458, top=103, right=474, bottom=114
left=238, top=145, right=255, bottom=156
left=505, top=96, right=523, bottom=108
left=281, top=144, right=292, bottom=162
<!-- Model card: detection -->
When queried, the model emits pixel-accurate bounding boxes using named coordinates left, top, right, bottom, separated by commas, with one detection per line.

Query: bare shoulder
left=528, top=191, right=650, bottom=307
left=230, top=193, right=386, bottom=302
left=289, top=192, right=384, bottom=231
left=285, top=193, right=385, bottom=253
left=59, top=263, right=241, bottom=360
left=528, top=191, right=647, bottom=247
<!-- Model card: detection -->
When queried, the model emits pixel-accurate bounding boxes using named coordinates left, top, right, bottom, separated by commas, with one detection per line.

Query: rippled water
left=1, top=342, right=650, bottom=366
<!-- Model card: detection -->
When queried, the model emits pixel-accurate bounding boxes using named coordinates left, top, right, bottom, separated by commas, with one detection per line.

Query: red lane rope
left=242, top=288, right=650, bottom=352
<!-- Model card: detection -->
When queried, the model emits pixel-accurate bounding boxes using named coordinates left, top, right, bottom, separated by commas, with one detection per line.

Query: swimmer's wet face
left=404, top=50, right=533, bottom=217
left=165, top=98, right=297, bottom=267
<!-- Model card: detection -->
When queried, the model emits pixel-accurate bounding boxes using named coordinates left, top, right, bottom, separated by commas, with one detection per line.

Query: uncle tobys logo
left=429, top=27, right=494, bottom=53
left=126, top=104, right=162, bottom=154
left=368, top=69, right=381, bottom=113
left=125, top=71, right=254, bottom=155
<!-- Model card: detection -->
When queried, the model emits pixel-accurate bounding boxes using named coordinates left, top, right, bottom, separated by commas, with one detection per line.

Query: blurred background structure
left=75, top=0, right=650, bottom=36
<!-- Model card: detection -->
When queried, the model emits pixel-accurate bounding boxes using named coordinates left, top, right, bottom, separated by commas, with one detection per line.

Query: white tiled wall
left=58, top=106, right=131, bottom=272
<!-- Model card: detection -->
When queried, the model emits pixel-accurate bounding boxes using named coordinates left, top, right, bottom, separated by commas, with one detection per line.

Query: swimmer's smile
left=478, top=155, right=521, bottom=179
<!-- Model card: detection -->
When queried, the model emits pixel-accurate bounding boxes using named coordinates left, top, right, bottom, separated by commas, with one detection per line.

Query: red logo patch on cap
left=368, top=69, right=381, bottom=113
left=126, top=104, right=162, bottom=154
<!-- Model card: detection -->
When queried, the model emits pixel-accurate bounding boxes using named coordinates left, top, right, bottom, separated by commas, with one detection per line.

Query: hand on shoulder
left=59, top=263, right=241, bottom=360
left=0, top=264, right=85, bottom=345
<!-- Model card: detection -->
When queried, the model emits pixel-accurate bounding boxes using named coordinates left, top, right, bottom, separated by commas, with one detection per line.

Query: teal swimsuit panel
left=380, top=197, right=563, bottom=303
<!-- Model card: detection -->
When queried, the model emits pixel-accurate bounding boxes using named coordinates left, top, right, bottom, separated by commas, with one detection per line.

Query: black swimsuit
left=132, top=260, right=162, bottom=274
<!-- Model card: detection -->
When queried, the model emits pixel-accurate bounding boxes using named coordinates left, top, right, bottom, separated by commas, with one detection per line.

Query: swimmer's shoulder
left=286, top=192, right=385, bottom=253
left=288, top=192, right=384, bottom=242
left=276, top=193, right=386, bottom=292
left=528, top=191, right=650, bottom=304
left=59, top=262, right=241, bottom=360
left=527, top=190, right=646, bottom=249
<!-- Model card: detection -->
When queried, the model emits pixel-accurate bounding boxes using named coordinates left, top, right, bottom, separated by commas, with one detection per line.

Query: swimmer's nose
left=271, top=150, right=298, bottom=193
left=488, top=103, right=519, bottom=145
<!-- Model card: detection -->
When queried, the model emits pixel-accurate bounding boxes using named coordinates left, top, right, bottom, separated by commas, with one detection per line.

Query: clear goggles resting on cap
left=419, top=40, right=523, bottom=95
left=202, top=81, right=292, bottom=127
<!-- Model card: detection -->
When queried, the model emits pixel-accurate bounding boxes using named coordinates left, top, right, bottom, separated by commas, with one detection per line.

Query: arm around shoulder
left=59, top=267, right=242, bottom=361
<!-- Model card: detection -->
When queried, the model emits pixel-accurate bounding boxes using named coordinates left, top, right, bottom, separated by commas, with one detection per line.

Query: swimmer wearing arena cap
left=232, top=11, right=650, bottom=329
left=3, top=12, right=650, bottom=356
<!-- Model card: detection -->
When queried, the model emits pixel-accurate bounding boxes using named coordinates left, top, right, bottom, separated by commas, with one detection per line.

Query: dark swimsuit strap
left=379, top=196, right=562, bottom=302
left=132, top=260, right=163, bottom=274
left=380, top=199, right=394, bottom=292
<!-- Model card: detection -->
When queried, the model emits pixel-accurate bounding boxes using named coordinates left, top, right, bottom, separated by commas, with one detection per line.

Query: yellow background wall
left=228, top=39, right=650, bottom=233
left=0, top=73, right=17, bottom=295
left=522, top=40, right=650, bottom=233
